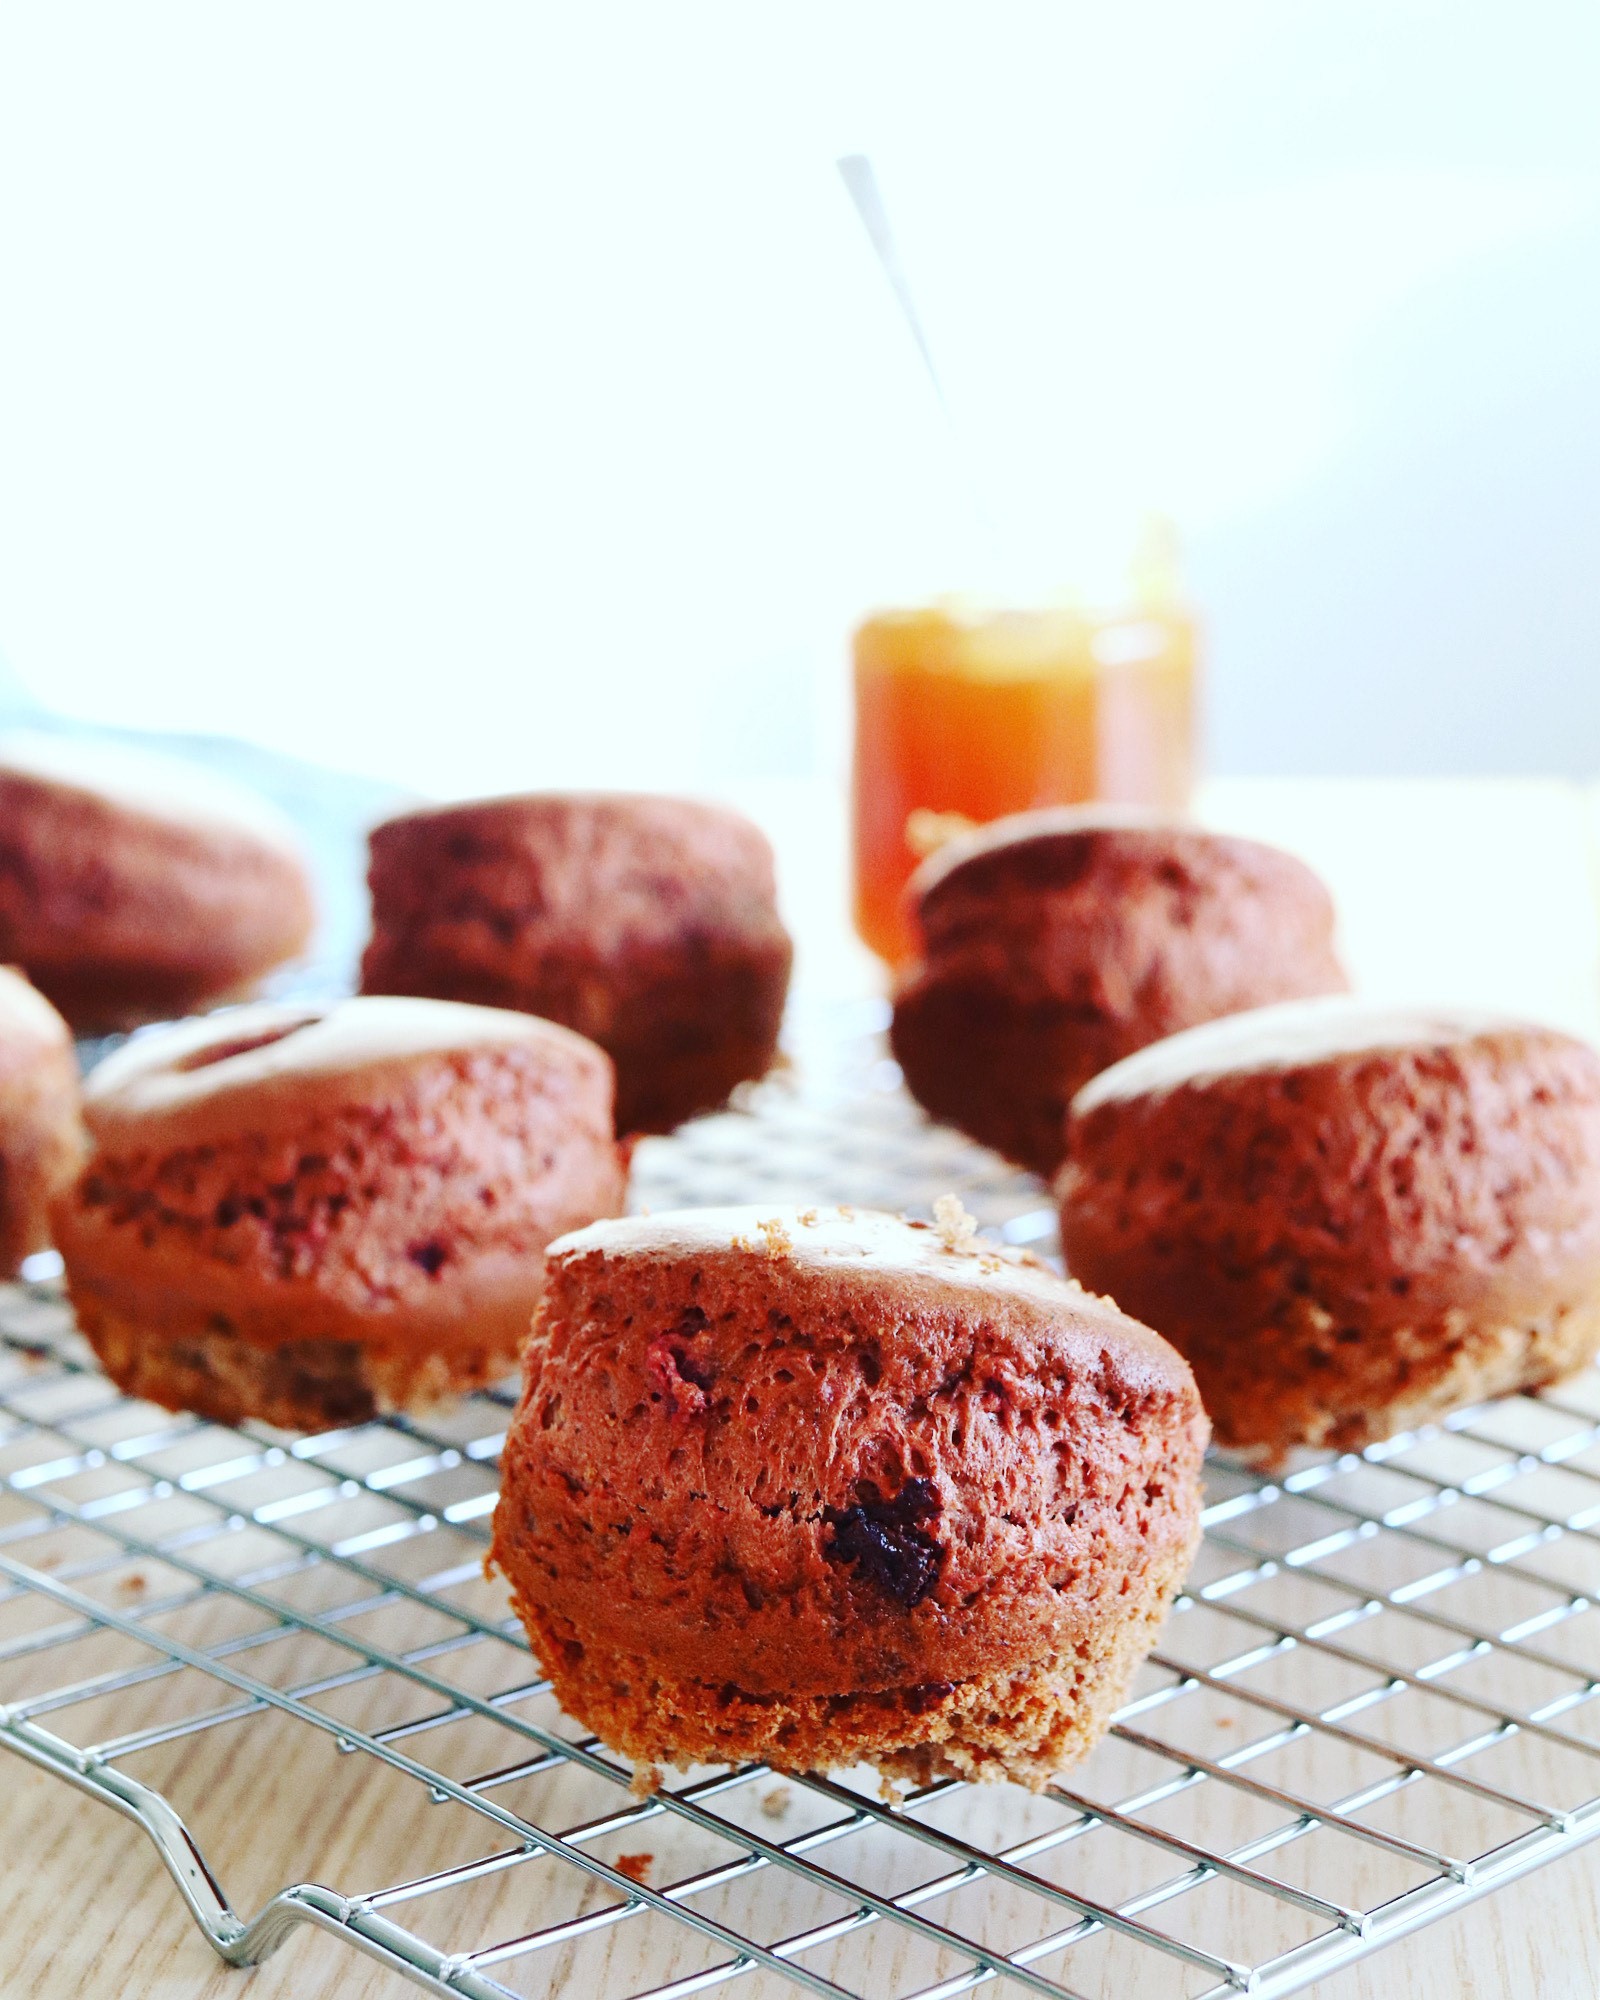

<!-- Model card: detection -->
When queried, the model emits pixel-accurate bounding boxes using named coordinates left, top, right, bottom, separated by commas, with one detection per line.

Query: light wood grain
left=10, top=1756, right=1600, bottom=2000
left=8, top=775, right=1600, bottom=2000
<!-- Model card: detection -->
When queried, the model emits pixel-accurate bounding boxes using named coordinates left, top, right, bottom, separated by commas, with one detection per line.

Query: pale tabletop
left=7, top=774, right=1600, bottom=2000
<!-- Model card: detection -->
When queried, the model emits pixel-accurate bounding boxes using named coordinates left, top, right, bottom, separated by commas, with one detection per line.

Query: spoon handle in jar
left=836, top=152, right=998, bottom=549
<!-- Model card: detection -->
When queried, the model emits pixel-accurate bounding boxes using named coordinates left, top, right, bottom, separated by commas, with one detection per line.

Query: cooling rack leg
left=0, top=1714, right=485, bottom=1996
left=2, top=1711, right=247, bottom=1954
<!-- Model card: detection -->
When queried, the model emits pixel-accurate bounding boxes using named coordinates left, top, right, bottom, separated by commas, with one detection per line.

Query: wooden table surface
left=8, top=774, right=1600, bottom=2000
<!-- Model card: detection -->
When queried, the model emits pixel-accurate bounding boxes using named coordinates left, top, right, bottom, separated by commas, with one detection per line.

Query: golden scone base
left=507, top=1530, right=1195, bottom=1792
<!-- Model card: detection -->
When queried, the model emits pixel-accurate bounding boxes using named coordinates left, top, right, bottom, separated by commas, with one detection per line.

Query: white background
left=0, top=2, right=1596, bottom=801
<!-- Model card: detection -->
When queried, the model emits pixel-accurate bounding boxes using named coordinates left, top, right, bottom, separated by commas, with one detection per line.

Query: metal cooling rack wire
left=11, top=1232, right=1600, bottom=1989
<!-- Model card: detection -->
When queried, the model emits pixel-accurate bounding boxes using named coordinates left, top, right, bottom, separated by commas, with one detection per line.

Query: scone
left=891, top=811, right=1348, bottom=1176
left=361, top=793, right=793, bottom=1136
left=1059, top=998, right=1600, bottom=1458
left=0, top=731, right=317, bottom=1031
left=490, top=1203, right=1207, bottom=1788
left=53, top=996, right=627, bottom=1429
left=0, top=967, right=82, bottom=1273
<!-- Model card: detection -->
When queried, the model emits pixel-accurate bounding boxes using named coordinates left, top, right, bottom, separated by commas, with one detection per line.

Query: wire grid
left=9, top=1008, right=1600, bottom=1998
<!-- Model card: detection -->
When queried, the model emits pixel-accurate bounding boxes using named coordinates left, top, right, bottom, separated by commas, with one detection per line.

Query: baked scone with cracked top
left=0, top=967, right=83, bottom=1273
left=489, top=1202, right=1207, bottom=1788
left=1059, top=998, right=1600, bottom=1458
left=890, top=810, right=1348, bottom=1176
left=360, top=792, right=793, bottom=1135
left=0, top=730, right=316, bottom=1031
left=53, top=996, right=627, bottom=1429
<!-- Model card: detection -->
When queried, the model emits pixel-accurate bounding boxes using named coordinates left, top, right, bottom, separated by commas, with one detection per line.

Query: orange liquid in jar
left=852, top=601, right=1198, bottom=964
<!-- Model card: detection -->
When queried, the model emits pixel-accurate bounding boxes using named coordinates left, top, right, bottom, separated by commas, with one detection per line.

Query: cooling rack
left=9, top=1002, right=1600, bottom=2000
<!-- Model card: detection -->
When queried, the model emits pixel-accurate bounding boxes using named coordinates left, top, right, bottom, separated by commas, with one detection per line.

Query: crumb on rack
left=755, top=1216, right=793, bottom=1260
left=932, top=1194, right=980, bottom=1253
left=630, top=1763, right=663, bottom=1798
left=118, top=1571, right=148, bottom=1595
left=615, top=1852, right=654, bottom=1884
left=760, top=1783, right=793, bottom=1818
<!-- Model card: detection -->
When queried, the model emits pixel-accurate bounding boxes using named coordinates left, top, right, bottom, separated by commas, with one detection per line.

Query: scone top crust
left=83, top=995, right=614, bottom=1151
left=0, top=730, right=307, bottom=857
left=0, top=733, right=316, bottom=1033
left=1074, top=997, right=1515, bottom=1113
left=1062, top=1000, right=1600, bottom=1335
left=902, top=813, right=1343, bottom=1000
left=908, top=805, right=1180, bottom=906
left=367, top=791, right=783, bottom=956
left=57, top=995, right=625, bottom=1359
left=552, top=1203, right=1191, bottom=1390
left=496, top=1204, right=1207, bottom=1700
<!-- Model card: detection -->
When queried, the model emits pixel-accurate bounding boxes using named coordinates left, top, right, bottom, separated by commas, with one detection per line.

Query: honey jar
left=851, top=596, right=1198, bottom=964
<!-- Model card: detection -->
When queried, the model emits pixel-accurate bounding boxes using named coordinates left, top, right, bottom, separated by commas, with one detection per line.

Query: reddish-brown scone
left=0, top=732, right=317, bottom=1031
left=490, top=1203, right=1207, bottom=1789
left=1059, top=999, right=1600, bottom=1459
left=890, top=811, right=1348, bottom=1176
left=0, top=967, right=83, bottom=1274
left=53, top=996, right=627, bottom=1430
left=360, top=793, right=793, bottom=1135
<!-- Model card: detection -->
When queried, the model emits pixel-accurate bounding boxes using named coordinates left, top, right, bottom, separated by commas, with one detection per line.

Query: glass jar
left=851, top=598, right=1198, bottom=964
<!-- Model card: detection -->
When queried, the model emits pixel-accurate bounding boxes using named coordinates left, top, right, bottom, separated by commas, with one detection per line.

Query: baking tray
left=7, top=1001, right=1600, bottom=1999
